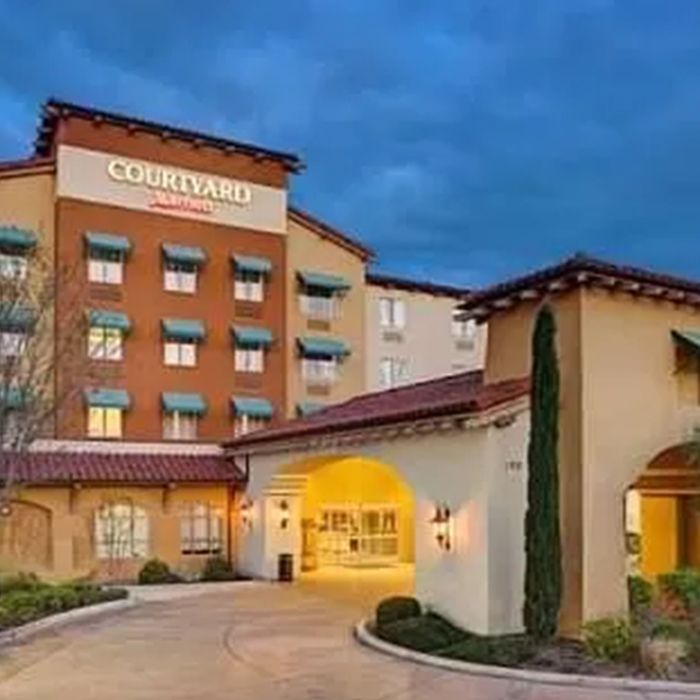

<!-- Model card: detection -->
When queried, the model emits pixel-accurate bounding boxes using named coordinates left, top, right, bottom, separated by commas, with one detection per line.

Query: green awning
left=296, top=402, right=325, bottom=417
left=84, top=388, right=131, bottom=409
left=89, top=309, right=131, bottom=332
left=162, top=243, right=206, bottom=265
left=233, top=255, right=272, bottom=274
left=298, top=271, right=351, bottom=292
left=298, top=337, right=350, bottom=358
left=0, top=306, right=35, bottom=331
left=162, top=318, right=206, bottom=341
left=0, top=227, right=37, bottom=250
left=231, top=396, right=274, bottom=418
left=231, top=326, right=273, bottom=347
left=673, top=330, right=700, bottom=352
left=0, top=387, right=27, bottom=409
left=161, top=392, right=206, bottom=415
left=85, top=232, right=132, bottom=253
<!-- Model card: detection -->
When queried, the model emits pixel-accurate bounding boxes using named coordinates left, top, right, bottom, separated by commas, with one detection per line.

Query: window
left=235, top=270, right=264, bottom=302
left=163, top=411, right=198, bottom=440
left=164, top=341, right=197, bottom=367
left=452, top=317, right=477, bottom=348
left=299, top=293, right=338, bottom=321
left=87, top=407, right=123, bottom=438
left=88, top=249, right=123, bottom=285
left=233, top=414, right=269, bottom=437
left=302, top=357, right=337, bottom=384
left=235, top=347, right=264, bottom=373
left=0, top=254, right=28, bottom=281
left=95, top=502, right=148, bottom=559
left=164, top=260, right=197, bottom=294
left=180, top=502, right=223, bottom=555
left=88, top=327, right=123, bottom=361
left=379, top=297, right=406, bottom=329
left=379, top=357, right=409, bottom=390
left=0, top=332, right=27, bottom=359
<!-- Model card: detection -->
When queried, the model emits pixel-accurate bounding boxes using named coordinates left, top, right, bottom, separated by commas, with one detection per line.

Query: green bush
left=628, top=575, right=654, bottom=618
left=0, top=572, right=44, bottom=595
left=376, top=596, right=421, bottom=627
left=582, top=617, right=635, bottom=662
left=200, top=555, right=236, bottom=582
left=375, top=613, right=467, bottom=653
left=658, top=569, right=700, bottom=614
left=137, top=559, right=180, bottom=585
left=440, top=634, right=536, bottom=667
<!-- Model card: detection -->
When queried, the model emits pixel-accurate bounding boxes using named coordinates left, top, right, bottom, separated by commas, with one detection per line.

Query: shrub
left=375, top=596, right=421, bottom=627
left=658, top=569, right=700, bottom=616
left=440, top=634, right=536, bottom=667
left=0, top=572, right=44, bottom=595
left=628, top=575, right=654, bottom=619
left=200, top=555, right=236, bottom=582
left=640, top=637, right=689, bottom=678
left=582, top=617, right=635, bottom=662
left=137, top=559, right=180, bottom=585
left=375, top=613, right=466, bottom=653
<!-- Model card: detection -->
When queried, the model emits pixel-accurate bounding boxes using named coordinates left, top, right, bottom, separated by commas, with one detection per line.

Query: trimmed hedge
left=375, top=612, right=466, bottom=653
left=137, top=559, right=181, bottom=585
left=439, top=634, right=536, bottom=666
left=200, top=555, right=236, bottom=582
left=376, top=596, right=421, bottom=627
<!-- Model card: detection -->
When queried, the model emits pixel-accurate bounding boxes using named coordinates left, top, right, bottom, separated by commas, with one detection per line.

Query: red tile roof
left=35, top=98, right=303, bottom=171
left=288, top=207, right=375, bottom=262
left=366, top=272, right=471, bottom=299
left=225, top=370, right=529, bottom=450
left=461, top=253, right=700, bottom=320
left=0, top=451, right=242, bottom=486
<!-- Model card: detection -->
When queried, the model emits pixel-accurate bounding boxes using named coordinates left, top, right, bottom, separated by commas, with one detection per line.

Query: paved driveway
left=0, top=578, right=692, bottom=699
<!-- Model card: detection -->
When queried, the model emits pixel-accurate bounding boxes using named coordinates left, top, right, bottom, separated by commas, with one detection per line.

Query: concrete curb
left=354, top=619, right=700, bottom=695
left=0, top=597, right=137, bottom=648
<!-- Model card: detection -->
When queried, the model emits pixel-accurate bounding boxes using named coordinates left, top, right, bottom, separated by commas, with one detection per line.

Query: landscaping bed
left=371, top=582, right=700, bottom=683
left=0, top=573, right=128, bottom=632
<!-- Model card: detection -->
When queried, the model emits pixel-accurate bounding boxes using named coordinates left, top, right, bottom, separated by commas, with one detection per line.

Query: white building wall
left=236, top=405, right=529, bottom=635
left=365, top=283, right=487, bottom=392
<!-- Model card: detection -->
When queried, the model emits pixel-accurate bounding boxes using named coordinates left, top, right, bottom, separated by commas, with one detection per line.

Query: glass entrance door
left=317, top=504, right=399, bottom=566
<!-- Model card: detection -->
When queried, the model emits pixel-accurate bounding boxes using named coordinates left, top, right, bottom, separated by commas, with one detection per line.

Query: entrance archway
left=626, top=443, right=700, bottom=579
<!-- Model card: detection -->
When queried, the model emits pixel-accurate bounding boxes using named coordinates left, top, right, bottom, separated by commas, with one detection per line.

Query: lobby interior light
left=430, top=503, right=452, bottom=551
left=278, top=499, right=290, bottom=530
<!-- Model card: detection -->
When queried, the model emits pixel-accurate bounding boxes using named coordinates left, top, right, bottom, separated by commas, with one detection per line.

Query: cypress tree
left=523, top=303, right=562, bottom=639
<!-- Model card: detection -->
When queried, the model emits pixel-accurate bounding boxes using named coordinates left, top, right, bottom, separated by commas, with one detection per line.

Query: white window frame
left=88, top=250, right=124, bottom=285
left=163, top=411, right=198, bottom=440
left=164, top=261, right=197, bottom=294
left=379, top=297, right=406, bottom=330
left=180, top=502, right=223, bottom=555
left=95, top=502, right=149, bottom=560
left=233, top=413, right=269, bottom=437
left=163, top=340, right=197, bottom=367
left=0, top=254, right=28, bottom=281
left=0, top=331, right=27, bottom=359
left=452, top=317, right=477, bottom=343
left=299, top=294, right=339, bottom=321
left=301, top=356, right=338, bottom=385
left=379, top=357, right=409, bottom=390
left=234, top=346, right=264, bottom=373
left=87, top=406, right=123, bottom=439
left=234, top=270, right=264, bottom=302
left=88, top=327, right=123, bottom=361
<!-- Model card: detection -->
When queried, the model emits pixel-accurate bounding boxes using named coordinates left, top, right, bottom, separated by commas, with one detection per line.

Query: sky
left=1, top=1, right=700, bottom=288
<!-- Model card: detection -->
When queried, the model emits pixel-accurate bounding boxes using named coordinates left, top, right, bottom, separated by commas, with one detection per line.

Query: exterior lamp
left=240, top=498, right=253, bottom=530
left=278, top=499, right=290, bottom=530
left=0, top=500, right=11, bottom=518
left=431, top=503, right=452, bottom=551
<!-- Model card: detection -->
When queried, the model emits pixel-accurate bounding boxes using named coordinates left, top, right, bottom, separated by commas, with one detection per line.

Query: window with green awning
left=161, top=392, right=207, bottom=415
left=162, top=318, right=206, bottom=341
left=672, top=329, right=700, bottom=353
left=85, top=232, right=132, bottom=254
left=298, top=270, right=351, bottom=293
left=232, top=254, right=272, bottom=275
left=0, top=306, right=35, bottom=332
left=162, top=243, right=207, bottom=265
left=89, top=309, right=131, bottom=332
left=231, top=396, right=274, bottom=418
left=298, top=337, right=350, bottom=358
left=231, top=325, right=273, bottom=347
left=0, top=227, right=37, bottom=250
left=296, top=402, right=325, bottom=417
left=84, top=388, right=131, bottom=409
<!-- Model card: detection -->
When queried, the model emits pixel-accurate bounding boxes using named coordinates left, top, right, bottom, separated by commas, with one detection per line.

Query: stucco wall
left=366, top=284, right=486, bottom=392
left=2, top=483, right=233, bottom=581
left=238, top=405, right=529, bottom=635
left=286, top=216, right=367, bottom=416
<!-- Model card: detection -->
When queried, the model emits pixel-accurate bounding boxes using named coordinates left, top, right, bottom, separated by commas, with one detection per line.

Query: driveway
left=0, top=578, right=692, bottom=700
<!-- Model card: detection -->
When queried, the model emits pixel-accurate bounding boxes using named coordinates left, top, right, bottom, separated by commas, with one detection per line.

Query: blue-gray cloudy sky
left=1, top=0, right=699, bottom=287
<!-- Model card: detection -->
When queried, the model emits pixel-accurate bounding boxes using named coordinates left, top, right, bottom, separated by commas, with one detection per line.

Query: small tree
left=523, top=303, right=562, bottom=639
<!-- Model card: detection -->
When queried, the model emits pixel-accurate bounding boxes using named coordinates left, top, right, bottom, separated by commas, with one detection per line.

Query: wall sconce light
left=240, top=498, right=253, bottom=530
left=430, top=503, right=452, bottom=551
left=0, top=499, right=11, bottom=518
left=278, top=499, right=290, bottom=530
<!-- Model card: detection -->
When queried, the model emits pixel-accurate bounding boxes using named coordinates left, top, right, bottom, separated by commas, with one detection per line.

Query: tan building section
left=285, top=208, right=372, bottom=417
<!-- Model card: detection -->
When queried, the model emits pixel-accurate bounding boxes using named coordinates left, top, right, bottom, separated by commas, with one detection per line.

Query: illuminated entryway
left=626, top=443, right=700, bottom=579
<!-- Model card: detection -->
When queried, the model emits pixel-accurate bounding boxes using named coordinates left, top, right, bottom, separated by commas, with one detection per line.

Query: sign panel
left=56, top=145, right=287, bottom=234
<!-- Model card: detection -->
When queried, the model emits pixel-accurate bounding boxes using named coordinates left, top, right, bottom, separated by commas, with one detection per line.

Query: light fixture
left=240, top=498, right=253, bottom=530
left=0, top=500, right=12, bottom=518
left=278, top=499, right=290, bottom=530
left=430, top=503, right=452, bottom=551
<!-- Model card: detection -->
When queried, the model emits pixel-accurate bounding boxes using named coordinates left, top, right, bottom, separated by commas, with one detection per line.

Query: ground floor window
left=233, top=414, right=269, bottom=437
left=163, top=411, right=198, bottom=440
left=180, top=502, right=223, bottom=555
left=95, top=502, right=148, bottom=559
